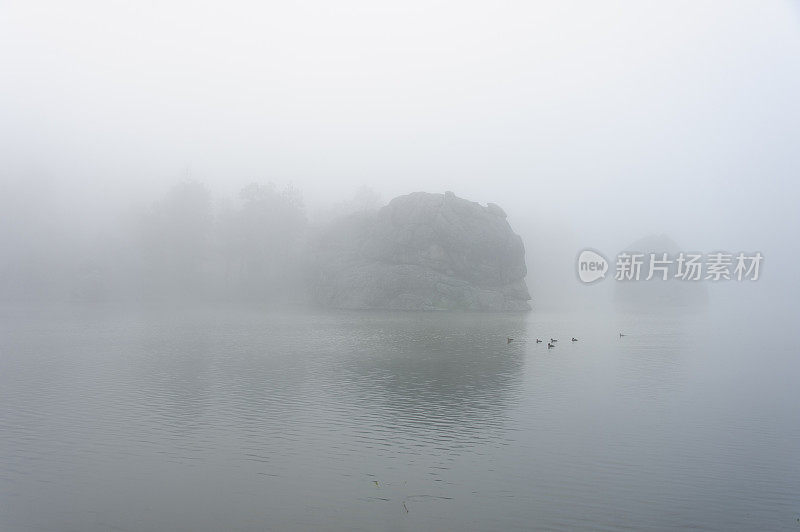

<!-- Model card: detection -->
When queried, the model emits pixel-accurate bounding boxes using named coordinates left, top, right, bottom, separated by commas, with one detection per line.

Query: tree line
left=0, top=179, right=379, bottom=305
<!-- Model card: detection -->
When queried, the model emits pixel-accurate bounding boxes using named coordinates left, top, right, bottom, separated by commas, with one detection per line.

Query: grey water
left=1, top=305, right=798, bottom=531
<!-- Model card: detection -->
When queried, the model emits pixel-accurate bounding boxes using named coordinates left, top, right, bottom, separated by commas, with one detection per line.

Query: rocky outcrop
left=313, top=191, right=531, bottom=311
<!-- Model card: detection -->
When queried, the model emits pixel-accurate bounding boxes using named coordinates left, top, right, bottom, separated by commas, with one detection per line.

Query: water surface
left=1, top=305, right=798, bottom=531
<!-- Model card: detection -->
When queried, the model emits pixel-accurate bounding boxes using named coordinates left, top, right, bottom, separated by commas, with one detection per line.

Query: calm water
left=1, top=305, right=798, bottom=531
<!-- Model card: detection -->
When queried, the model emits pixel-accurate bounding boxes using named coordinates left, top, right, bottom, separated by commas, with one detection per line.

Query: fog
left=2, top=0, right=799, bottom=311
left=5, top=4, right=800, bottom=530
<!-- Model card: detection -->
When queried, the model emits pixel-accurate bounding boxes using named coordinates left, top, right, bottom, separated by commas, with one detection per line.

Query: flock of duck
left=507, top=333, right=627, bottom=348
left=506, top=336, right=574, bottom=348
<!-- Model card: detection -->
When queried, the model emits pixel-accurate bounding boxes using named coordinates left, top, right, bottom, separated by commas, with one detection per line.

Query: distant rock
left=614, top=234, right=708, bottom=311
left=313, top=191, right=531, bottom=311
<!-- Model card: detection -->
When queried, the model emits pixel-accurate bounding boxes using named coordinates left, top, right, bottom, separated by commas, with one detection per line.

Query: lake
left=1, top=304, right=798, bottom=531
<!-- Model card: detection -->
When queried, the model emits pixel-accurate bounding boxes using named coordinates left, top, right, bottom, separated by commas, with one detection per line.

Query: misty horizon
left=3, top=1, right=799, bottom=311
left=1, top=2, right=799, bottom=531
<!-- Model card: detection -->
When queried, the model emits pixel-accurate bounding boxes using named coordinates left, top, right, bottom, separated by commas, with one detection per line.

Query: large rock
left=313, top=191, right=531, bottom=311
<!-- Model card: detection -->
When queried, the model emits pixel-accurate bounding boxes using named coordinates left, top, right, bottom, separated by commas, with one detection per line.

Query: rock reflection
left=322, top=312, right=529, bottom=449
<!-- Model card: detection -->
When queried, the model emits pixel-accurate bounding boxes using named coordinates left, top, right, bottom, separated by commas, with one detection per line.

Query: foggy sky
left=2, top=1, right=799, bottom=307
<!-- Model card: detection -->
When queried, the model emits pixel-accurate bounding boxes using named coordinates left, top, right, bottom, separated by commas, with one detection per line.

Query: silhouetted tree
left=215, top=182, right=306, bottom=298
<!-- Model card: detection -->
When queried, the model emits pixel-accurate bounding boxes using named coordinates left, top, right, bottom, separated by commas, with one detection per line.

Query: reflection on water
left=331, top=313, right=527, bottom=447
left=0, top=306, right=798, bottom=531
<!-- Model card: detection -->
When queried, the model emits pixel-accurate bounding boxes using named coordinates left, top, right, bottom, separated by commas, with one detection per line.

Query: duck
left=619, top=332, right=626, bottom=337
left=571, top=337, right=578, bottom=342
left=547, top=342, right=555, bottom=348
left=535, top=338, right=542, bottom=343
left=507, top=337, right=514, bottom=344
left=550, top=338, right=558, bottom=343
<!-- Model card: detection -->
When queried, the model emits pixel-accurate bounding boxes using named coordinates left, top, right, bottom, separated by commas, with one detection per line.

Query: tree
left=220, top=182, right=306, bottom=298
